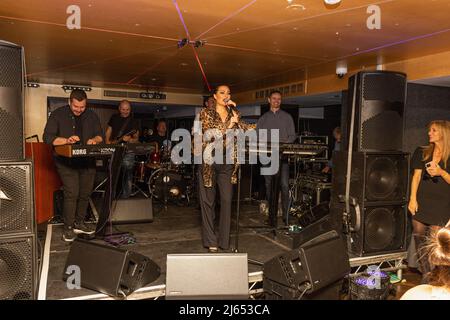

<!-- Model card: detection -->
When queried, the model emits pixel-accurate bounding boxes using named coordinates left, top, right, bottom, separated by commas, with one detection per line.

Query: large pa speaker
left=0, top=161, right=37, bottom=300
left=63, top=239, right=160, bottom=297
left=165, top=253, right=249, bottom=299
left=0, top=234, right=37, bottom=300
left=0, top=162, right=35, bottom=235
left=0, top=41, right=24, bottom=161
left=342, top=71, right=407, bottom=152
left=264, top=230, right=349, bottom=298
left=331, top=151, right=409, bottom=256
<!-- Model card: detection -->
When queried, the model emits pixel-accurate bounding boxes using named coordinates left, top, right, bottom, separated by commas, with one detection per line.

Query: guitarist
left=105, top=100, right=140, bottom=199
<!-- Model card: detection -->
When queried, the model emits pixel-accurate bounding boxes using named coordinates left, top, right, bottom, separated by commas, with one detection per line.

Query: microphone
left=224, top=98, right=236, bottom=115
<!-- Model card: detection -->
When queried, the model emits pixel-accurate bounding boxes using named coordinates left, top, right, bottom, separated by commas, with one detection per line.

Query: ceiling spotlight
left=192, top=40, right=206, bottom=48
left=177, top=38, right=188, bottom=49
left=324, top=0, right=341, bottom=4
left=62, top=85, right=91, bottom=92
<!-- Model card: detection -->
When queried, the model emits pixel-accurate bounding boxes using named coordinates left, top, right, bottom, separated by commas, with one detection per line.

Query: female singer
left=408, top=120, right=450, bottom=280
left=198, top=84, right=255, bottom=252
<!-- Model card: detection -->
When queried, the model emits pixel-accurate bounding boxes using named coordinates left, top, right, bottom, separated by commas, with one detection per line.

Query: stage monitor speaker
left=0, top=41, right=24, bottom=161
left=111, top=198, right=153, bottom=224
left=63, top=239, right=160, bottom=297
left=331, top=151, right=409, bottom=256
left=264, top=230, right=349, bottom=295
left=165, top=253, right=249, bottom=299
left=342, top=71, right=406, bottom=152
left=289, top=214, right=334, bottom=249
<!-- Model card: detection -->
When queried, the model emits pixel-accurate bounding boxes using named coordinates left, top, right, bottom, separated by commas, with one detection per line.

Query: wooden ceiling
left=0, top=0, right=449, bottom=93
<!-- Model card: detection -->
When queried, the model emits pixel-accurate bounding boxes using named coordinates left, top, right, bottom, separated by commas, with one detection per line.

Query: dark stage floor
left=40, top=202, right=291, bottom=300
left=38, top=201, right=417, bottom=300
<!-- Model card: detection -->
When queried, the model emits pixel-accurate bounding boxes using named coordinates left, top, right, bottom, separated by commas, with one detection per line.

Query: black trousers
left=198, top=164, right=234, bottom=250
left=54, top=158, right=96, bottom=228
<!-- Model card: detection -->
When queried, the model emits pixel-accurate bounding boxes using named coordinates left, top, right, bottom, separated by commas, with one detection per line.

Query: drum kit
left=132, top=146, right=194, bottom=205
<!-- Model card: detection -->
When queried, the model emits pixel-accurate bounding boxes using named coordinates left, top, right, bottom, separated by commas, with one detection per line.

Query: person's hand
left=408, top=198, right=419, bottom=215
left=86, top=138, right=97, bottom=145
left=426, top=161, right=440, bottom=176
left=226, top=99, right=237, bottom=108
left=122, top=135, right=131, bottom=142
left=322, top=166, right=330, bottom=174
left=229, top=111, right=239, bottom=128
left=66, top=135, right=80, bottom=144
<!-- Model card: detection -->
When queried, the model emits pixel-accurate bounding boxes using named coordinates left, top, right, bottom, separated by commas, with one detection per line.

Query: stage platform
left=37, top=202, right=408, bottom=300
left=38, top=203, right=291, bottom=300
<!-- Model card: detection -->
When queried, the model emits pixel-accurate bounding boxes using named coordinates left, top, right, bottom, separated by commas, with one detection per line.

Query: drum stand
left=131, top=181, right=149, bottom=198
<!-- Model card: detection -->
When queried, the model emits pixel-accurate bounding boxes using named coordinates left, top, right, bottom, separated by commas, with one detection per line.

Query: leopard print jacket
left=199, top=107, right=256, bottom=187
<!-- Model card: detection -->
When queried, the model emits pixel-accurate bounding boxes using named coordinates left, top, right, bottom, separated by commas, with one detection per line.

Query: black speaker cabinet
left=165, top=253, right=249, bottom=299
left=0, top=41, right=24, bottom=161
left=0, top=161, right=37, bottom=300
left=331, top=151, right=409, bottom=256
left=264, top=230, right=349, bottom=296
left=0, top=162, right=34, bottom=235
left=342, top=71, right=406, bottom=152
left=111, top=198, right=153, bottom=224
left=63, top=239, right=160, bottom=297
left=0, top=234, right=37, bottom=300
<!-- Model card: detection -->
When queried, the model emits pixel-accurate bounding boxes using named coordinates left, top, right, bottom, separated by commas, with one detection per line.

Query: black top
left=43, top=105, right=103, bottom=145
left=43, top=105, right=103, bottom=166
left=107, top=114, right=139, bottom=141
left=147, top=133, right=169, bottom=150
left=411, top=146, right=450, bottom=226
left=256, top=109, right=296, bottom=143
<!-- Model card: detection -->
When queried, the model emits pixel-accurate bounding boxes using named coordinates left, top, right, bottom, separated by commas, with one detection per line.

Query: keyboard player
left=256, top=90, right=296, bottom=226
left=43, top=89, right=103, bottom=242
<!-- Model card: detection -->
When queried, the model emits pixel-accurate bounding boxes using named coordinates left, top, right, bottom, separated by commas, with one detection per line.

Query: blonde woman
left=408, top=120, right=450, bottom=280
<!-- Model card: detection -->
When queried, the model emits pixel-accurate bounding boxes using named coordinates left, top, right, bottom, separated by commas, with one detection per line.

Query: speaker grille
left=0, top=236, right=35, bottom=300
left=0, top=42, right=24, bottom=160
left=0, top=45, right=22, bottom=88
left=0, top=107, right=23, bottom=160
left=364, top=208, right=395, bottom=251
left=362, top=72, right=406, bottom=102
left=0, top=164, right=32, bottom=234
left=360, top=102, right=404, bottom=151
left=365, top=153, right=408, bottom=202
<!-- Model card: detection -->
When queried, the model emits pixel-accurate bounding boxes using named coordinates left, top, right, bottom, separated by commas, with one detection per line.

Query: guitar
left=111, top=129, right=138, bottom=144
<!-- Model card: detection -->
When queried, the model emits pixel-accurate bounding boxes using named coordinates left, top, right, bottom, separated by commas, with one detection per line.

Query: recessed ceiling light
left=336, top=32, right=339, bottom=35
left=324, top=0, right=341, bottom=4
left=152, top=78, right=157, bottom=81
left=286, top=0, right=306, bottom=10
left=293, top=27, right=298, bottom=31
left=180, top=62, right=188, bottom=66
left=135, top=23, right=140, bottom=27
